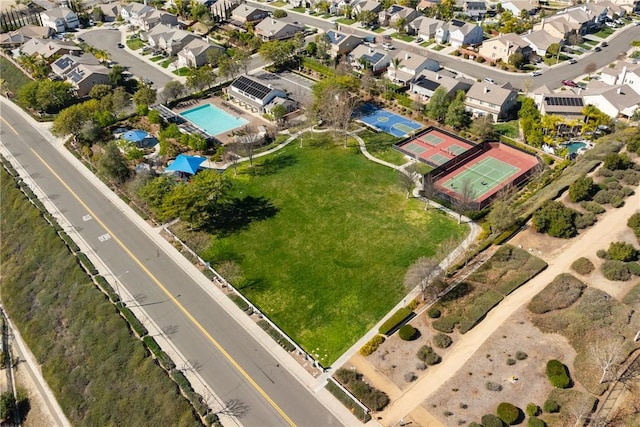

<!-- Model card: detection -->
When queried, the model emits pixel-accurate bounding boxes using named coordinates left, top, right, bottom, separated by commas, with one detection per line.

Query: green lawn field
left=203, top=133, right=466, bottom=364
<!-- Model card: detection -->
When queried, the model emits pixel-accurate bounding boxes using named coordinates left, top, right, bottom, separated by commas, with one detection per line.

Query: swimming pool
left=561, top=141, right=587, bottom=155
left=180, top=104, right=248, bottom=136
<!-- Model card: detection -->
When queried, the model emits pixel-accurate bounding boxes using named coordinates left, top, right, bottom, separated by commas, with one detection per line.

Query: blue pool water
left=181, top=104, right=248, bottom=136
left=562, top=141, right=587, bottom=155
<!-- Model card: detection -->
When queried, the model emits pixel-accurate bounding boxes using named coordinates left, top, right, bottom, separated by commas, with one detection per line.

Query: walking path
left=376, top=185, right=640, bottom=426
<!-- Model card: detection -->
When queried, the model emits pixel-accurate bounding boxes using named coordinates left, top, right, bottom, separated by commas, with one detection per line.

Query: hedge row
left=257, top=320, right=296, bottom=352
left=378, top=307, right=412, bottom=335
left=143, top=336, right=177, bottom=371
left=76, top=252, right=98, bottom=275
left=334, top=368, right=389, bottom=411
left=325, top=380, right=371, bottom=423
left=94, top=275, right=120, bottom=303
left=302, top=57, right=335, bottom=78
left=432, top=314, right=461, bottom=333
left=170, top=370, right=209, bottom=418
left=117, top=304, right=148, bottom=338
left=227, top=293, right=251, bottom=313
left=58, top=231, right=80, bottom=253
left=460, top=290, right=503, bottom=334
left=359, top=335, right=385, bottom=356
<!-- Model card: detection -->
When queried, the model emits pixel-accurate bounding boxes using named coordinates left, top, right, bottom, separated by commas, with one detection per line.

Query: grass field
left=126, top=38, right=144, bottom=50
left=200, top=133, right=466, bottom=364
left=493, top=120, right=519, bottom=138
left=390, top=32, right=413, bottom=42
left=0, top=168, right=200, bottom=426
left=359, top=129, right=406, bottom=165
left=593, top=28, right=614, bottom=38
left=0, top=56, right=32, bottom=95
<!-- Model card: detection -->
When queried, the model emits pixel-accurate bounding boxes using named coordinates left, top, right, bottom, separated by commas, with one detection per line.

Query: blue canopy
left=165, top=154, right=206, bottom=175
left=122, top=129, right=150, bottom=142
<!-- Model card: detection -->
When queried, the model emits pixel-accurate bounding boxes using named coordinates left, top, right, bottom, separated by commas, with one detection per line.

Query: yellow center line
left=29, top=148, right=296, bottom=427
left=1, top=117, right=19, bottom=135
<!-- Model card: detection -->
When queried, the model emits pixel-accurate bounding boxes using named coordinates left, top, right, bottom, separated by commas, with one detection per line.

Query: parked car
left=601, top=41, right=608, bottom=47
left=483, top=77, right=496, bottom=84
left=382, top=42, right=394, bottom=50
left=594, top=46, right=602, bottom=52
left=569, top=58, right=578, bottom=64
left=562, top=79, right=578, bottom=87
left=531, top=71, right=541, bottom=77
left=76, top=37, right=84, bottom=42
left=415, top=37, right=424, bottom=43
left=117, top=42, right=124, bottom=48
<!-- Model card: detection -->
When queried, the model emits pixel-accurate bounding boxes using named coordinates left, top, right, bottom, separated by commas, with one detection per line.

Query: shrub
left=433, top=333, right=453, bottom=349
left=497, top=402, right=520, bottom=425
left=526, top=403, right=540, bottom=417
left=417, top=345, right=441, bottom=365
left=506, top=358, right=516, bottom=365
left=528, top=416, right=546, bottom=427
left=227, top=293, right=250, bottom=312
left=272, top=9, right=287, bottom=18
left=469, top=423, right=482, bottom=427
left=416, top=362, right=427, bottom=371
left=611, top=196, right=624, bottom=209
left=427, top=307, right=441, bottom=318
left=432, top=315, right=459, bottom=333
left=516, top=351, right=528, bottom=360
left=459, top=291, right=504, bottom=334
left=486, top=381, right=503, bottom=392
left=580, top=201, right=605, bottom=214
left=404, top=372, right=417, bottom=382
left=325, top=381, right=371, bottom=422
left=543, top=399, right=560, bottom=413
left=629, top=213, right=640, bottom=239
left=607, top=241, right=638, bottom=262
left=398, top=325, right=417, bottom=341
left=627, top=262, right=640, bottom=276
left=359, top=335, right=385, bottom=356
left=546, top=359, right=571, bottom=388
left=528, top=274, right=586, bottom=314
left=574, top=211, right=596, bottom=229
left=335, top=368, right=358, bottom=385
left=378, top=307, right=412, bottom=335
left=257, top=320, right=296, bottom=352
left=571, top=257, right=595, bottom=275
left=482, top=413, right=506, bottom=427
left=360, top=389, right=389, bottom=411
left=568, top=175, right=595, bottom=202
left=597, top=248, right=609, bottom=259
left=601, top=260, right=631, bottom=281
left=603, top=152, right=632, bottom=170
left=532, top=200, right=577, bottom=238
left=147, top=110, right=161, bottom=124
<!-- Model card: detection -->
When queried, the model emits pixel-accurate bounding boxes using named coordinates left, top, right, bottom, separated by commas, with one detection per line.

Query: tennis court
left=396, top=127, right=474, bottom=166
left=441, top=156, right=521, bottom=199
left=357, top=104, right=423, bottom=137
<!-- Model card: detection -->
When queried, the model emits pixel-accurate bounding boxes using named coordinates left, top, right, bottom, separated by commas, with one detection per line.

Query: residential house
left=521, top=29, right=562, bottom=56
left=501, top=0, right=539, bottom=16
left=51, top=53, right=100, bottom=78
left=40, top=7, right=79, bottom=33
left=228, top=74, right=289, bottom=113
left=352, top=0, right=382, bottom=17
left=583, top=83, right=640, bottom=118
left=0, top=25, right=54, bottom=48
left=462, top=1, right=487, bottom=19
left=387, top=50, right=439, bottom=85
left=409, top=16, right=443, bottom=39
left=416, top=0, right=439, bottom=11
left=610, top=0, right=640, bottom=13
left=230, top=5, right=270, bottom=26
left=20, top=38, right=82, bottom=59
left=464, top=82, right=518, bottom=121
left=348, top=44, right=392, bottom=73
left=532, top=17, right=580, bottom=40
left=66, top=64, right=111, bottom=97
left=121, top=4, right=179, bottom=31
left=144, top=24, right=199, bottom=56
left=177, top=38, right=224, bottom=68
left=479, top=33, right=532, bottom=62
left=599, top=61, right=640, bottom=95
left=448, top=20, right=483, bottom=47
left=530, top=86, right=585, bottom=119
left=533, top=5, right=599, bottom=38
left=255, top=19, right=304, bottom=41
left=324, top=30, right=362, bottom=57
left=378, top=4, right=418, bottom=28
left=585, top=0, right=625, bottom=20
left=410, top=69, right=472, bottom=100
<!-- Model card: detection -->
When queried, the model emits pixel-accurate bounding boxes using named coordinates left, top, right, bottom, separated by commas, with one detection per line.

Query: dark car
left=601, top=41, right=608, bottom=47
left=562, top=79, right=578, bottom=87
left=77, top=37, right=84, bottom=42
left=117, top=42, right=124, bottom=48
left=594, top=46, right=602, bottom=52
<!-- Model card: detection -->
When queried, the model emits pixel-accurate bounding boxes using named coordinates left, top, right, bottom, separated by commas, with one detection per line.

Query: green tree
left=271, top=104, right=287, bottom=123
left=607, top=241, right=638, bottom=262
left=259, top=39, right=297, bottom=69
left=186, top=67, right=216, bottom=93
left=273, top=9, right=287, bottom=18
left=357, top=10, right=377, bottom=26
left=546, top=43, right=560, bottom=57
left=427, top=87, right=450, bottom=123
left=568, top=176, right=595, bottom=202
left=17, top=80, right=39, bottom=109
left=132, top=86, right=157, bottom=108
left=138, top=174, right=177, bottom=217
left=98, top=141, right=130, bottom=184
left=162, top=80, right=186, bottom=104
left=91, top=6, right=105, bottom=21
left=109, top=65, right=126, bottom=86
left=52, top=103, right=92, bottom=142
left=508, top=52, right=525, bottom=69
left=487, top=200, right=516, bottom=234
left=89, top=84, right=113, bottom=99
left=445, top=90, right=471, bottom=130
left=471, top=115, right=496, bottom=141
left=37, top=80, right=74, bottom=113
left=111, top=87, right=131, bottom=116
left=0, top=392, right=16, bottom=422
left=603, top=152, right=632, bottom=170
left=532, top=200, right=577, bottom=238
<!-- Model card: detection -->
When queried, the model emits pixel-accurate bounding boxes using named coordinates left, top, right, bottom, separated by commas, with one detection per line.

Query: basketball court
left=357, top=104, right=423, bottom=138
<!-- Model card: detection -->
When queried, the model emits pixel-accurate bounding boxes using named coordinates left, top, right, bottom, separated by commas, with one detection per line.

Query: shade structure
left=165, top=154, right=206, bottom=175
left=122, top=129, right=150, bottom=142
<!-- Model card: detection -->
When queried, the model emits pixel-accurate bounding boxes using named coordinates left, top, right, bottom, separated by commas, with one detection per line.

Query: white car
left=382, top=42, right=395, bottom=50
left=483, top=77, right=496, bottom=84
left=531, top=71, right=541, bottom=77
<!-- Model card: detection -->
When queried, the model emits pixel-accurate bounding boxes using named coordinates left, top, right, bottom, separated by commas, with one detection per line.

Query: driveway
left=80, top=29, right=174, bottom=90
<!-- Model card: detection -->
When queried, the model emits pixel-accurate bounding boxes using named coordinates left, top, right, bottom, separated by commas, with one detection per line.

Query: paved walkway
left=376, top=184, right=640, bottom=426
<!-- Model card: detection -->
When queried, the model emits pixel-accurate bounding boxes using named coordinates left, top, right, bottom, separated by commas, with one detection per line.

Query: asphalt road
left=0, top=101, right=341, bottom=427
left=81, top=29, right=175, bottom=90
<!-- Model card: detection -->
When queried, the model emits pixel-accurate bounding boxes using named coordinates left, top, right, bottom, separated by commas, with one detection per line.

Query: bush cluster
left=359, top=335, right=385, bottom=356
left=543, top=399, right=560, bottom=413
left=528, top=417, right=547, bottom=427
left=546, top=359, right=571, bottom=388
left=627, top=262, right=640, bottom=276
left=486, top=381, right=503, bottom=392
left=568, top=175, right=596, bottom=202
left=497, top=402, right=520, bottom=425
left=433, top=333, right=453, bottom=349
left=378, top=307, right=412, bottom=335
left=528, top=274, right=586, bottom=314
left=629, top=213, right=640, bottom=242
left=417, top=345, right=441, bottom=365
left=325, top=381, right=371, bottom=422
left=482, top=413, right=506, bottom=427
left=526, top=403, right=540, bottom=417
left=333, top=368, right=389, bottom=411
left=432, top=315, right=459, bottom=333
left=571, top=257, right=595, bottom=275
left=427, top=307, right=441, bottom=318
left=601, top=260, right=632, bottom=281
left=580, top=201, right=605, bottom=214
left=398, top=325, right=417, bottom=341
left=607, top=241, right=638, bottom=262
left=532, top=200, right=578, bottom=238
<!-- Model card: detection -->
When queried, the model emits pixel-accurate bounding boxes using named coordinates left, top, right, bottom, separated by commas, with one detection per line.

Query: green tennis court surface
left=422, top=134, right=445, bottom=145
left=404, top=143, right=427, bottom=154
left=429, top=153, right=450, bottom=165
left=448, top=144, right=467, bottom=155
left=442, top=157, right=521, bottom=199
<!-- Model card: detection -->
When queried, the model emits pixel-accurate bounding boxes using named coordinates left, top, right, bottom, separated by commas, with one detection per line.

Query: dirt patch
left=508, top=224, right=573, bottom=265
left=14, top=362, right=56, bottom=427
left=422, top=308, right=575, bottom=425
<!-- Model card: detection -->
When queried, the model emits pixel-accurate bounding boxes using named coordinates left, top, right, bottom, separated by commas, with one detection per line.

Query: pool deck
left=173, top=96, right=271, bottom=144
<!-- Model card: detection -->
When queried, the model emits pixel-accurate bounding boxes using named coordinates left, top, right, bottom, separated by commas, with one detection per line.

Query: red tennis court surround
left=395, top=128, right=475, bottom=166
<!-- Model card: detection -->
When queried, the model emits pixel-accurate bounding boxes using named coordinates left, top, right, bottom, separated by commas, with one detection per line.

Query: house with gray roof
left=479, top=33, right=532, bottom=62
left=324, top=30, right=362, bottom=57
left=583, top=83, right=640, bottom=118
left=20, top=38, right=82, bottom=58
left=387, top=50, right=440, bottom=85
left=378, top=4, right=419, bottom=27
left=448, top=20, right=483, bottom=47
left=521, top=29, right=562, bottom=56
left=66, top=64, right=111, bottom=97
left=0, top=25, right=54, bottom=48
left=501, top=0, right=540, bottom=16
left=40, top=7, right=79, bottom=33
left=352, top=0, right=382, bottom=16
left=51, top=53, right=100, bottom=78
left=231, top=5, right=270, bottom=26
left=409, top=17, right=443, bottom=39
left=144, top=24, right=199, bottom=56
left=255, top=19, right=304, bottom=41
left=465, top=82, right=517, bottom=121
left=177, top=38, right=224, bottom=68
left=462, top=0, right=487, bottom=19
left=410, top=70, right=473, bottom=101
left=348, top=44, right=393, bottom=74
left=121, top=4, right=178, bottom=30
left=530, top=86, right=585, bottom=118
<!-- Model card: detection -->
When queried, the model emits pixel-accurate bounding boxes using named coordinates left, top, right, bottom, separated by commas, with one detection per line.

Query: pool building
left=228, top=75, right=297, bottom=115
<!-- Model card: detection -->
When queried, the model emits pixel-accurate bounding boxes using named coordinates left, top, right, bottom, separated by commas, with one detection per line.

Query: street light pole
left=113, top=270, right=129, bottom=301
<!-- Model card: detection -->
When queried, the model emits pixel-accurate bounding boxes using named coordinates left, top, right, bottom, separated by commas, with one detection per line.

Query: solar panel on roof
left=233, top=76, right=272, bottom=100
left=363, top=52, right=384, bottom=64
left=54, top=56, right=73, bottom=69
left=545, top=96, right=584, bottom=107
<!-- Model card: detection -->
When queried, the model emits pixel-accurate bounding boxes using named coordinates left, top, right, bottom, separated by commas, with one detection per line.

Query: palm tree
left=390, top=57, right=402, bottom=84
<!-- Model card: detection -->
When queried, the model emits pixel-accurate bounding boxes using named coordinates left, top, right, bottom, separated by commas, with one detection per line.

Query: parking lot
left=250, top=70, right=315, bottom=105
